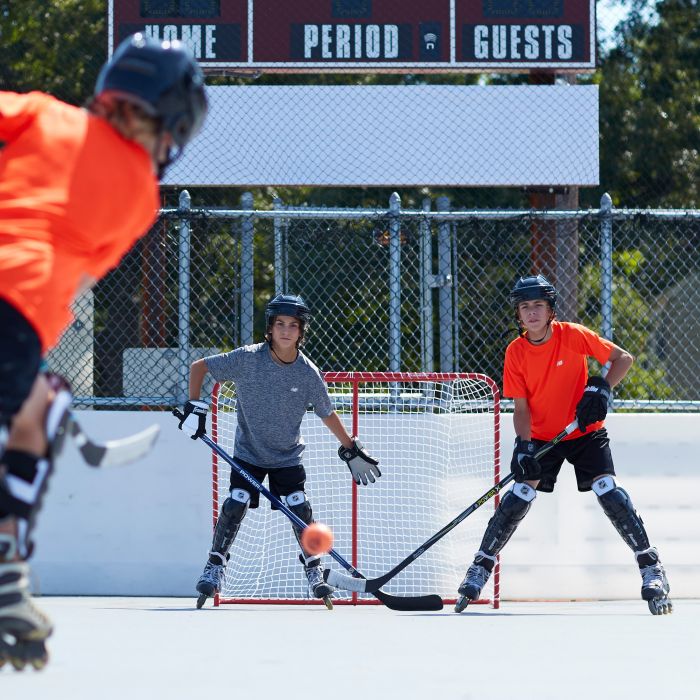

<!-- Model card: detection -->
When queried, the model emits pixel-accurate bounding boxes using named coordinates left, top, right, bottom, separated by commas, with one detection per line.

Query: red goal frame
left=210, top=371, right=501, bottom=607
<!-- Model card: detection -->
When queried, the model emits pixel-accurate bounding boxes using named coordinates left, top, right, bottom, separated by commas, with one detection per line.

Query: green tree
left=593, top=0, right=700, bottom=208
left=0, top=1, right=105, bottom=104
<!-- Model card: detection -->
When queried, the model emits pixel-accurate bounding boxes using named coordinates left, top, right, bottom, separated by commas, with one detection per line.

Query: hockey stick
left=173, top=410, right=443, bottom=612
left=326, top=420, right=579, bottom=594
left=61, top=413, right=160, bottom=468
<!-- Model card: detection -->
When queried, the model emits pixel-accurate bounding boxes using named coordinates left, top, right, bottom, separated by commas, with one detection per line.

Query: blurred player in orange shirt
left=455, top=275, right=672, bottom=615
left=0, top=33, right=207, bottom=669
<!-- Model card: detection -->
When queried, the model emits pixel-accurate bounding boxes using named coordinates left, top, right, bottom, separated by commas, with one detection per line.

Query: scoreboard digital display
left=109, top=0, right=595, bottom=71
left=139, top=2, right=221, bottom=19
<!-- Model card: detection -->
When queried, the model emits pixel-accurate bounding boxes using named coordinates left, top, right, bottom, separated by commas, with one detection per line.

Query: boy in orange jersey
left=455, top=275, right=672, bottom=615
left=0, top=33, right=207, bottom=670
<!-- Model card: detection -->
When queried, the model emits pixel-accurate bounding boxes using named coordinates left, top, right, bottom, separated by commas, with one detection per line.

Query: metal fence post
left=273, top=196, right=285, bottom=295
left=451, top=219, right=459, bottom=372
left=437, top=195, right=454, bottom=372
left=600, top=193, right=614, bottom=384
left=600, top=193, right=614, bottom=342
left=420, top=197, right=434, bottom=372
left=240, top=191, right=255, bottom=345
left=389, top=192, right=402, bottom=371
left=177, top=189, right=191, bottom=404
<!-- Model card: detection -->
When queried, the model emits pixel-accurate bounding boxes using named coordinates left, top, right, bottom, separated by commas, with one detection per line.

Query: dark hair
left=264, top=294, right=311, bottom=348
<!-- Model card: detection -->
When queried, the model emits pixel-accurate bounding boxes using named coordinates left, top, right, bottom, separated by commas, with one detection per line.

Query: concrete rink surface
left=2, top=597, right=698, bottom=700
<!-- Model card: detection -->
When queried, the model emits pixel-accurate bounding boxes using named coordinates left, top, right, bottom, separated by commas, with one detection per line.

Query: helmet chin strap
left=519, top=310, right=555, bottom=344
left=526, top=327, right=549, bottom=344
left=155, top=134, right=182, bottom=180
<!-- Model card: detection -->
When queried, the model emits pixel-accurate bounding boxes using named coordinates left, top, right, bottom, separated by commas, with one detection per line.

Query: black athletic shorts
left=532, top=429, right=616, bottom=493
left=0, top=299, right=42, bottom=425
left=228, top=458, right=307, bottom=510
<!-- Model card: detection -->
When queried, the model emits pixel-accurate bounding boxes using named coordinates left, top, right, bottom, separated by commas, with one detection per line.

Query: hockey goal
left=210, top=372, right=500, bottom=607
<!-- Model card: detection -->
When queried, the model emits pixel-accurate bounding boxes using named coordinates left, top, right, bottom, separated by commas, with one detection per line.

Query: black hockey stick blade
left=327, top=420, right=579, bottom=595
left=373, top=589, right=443, bottom=611
left=322, top=566, right=443, bottom=610
left=66, top=415, right=160, bottom=467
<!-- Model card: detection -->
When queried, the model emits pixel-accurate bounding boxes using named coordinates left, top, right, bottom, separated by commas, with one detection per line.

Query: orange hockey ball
left=301, top=522, right=334, bottom=555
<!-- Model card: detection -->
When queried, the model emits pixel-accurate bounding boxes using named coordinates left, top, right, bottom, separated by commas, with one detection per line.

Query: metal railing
left=48, top=193, right=700, bottom=411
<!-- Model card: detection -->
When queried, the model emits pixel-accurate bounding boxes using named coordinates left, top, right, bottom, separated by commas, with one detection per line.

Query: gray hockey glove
left=338, top=439, right=381, bottom=486
left=510, top=437, right=542, bottom=482
left=575, top=376, right=611, bottom=433
left=177, top=400, right=208, bottom=440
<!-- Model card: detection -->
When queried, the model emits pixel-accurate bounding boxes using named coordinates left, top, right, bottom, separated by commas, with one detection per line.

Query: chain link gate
left=51, top=194, right=699, bottom=411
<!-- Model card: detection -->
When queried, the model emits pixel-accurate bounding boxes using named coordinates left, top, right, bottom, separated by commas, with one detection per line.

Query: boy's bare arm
left=189, top=359, right=209, bottom=400
left=512, top=397, right=532, bottom=440
left=604, top=345, right=634, bottom=387
left=321, top=411, right=353, bottom=449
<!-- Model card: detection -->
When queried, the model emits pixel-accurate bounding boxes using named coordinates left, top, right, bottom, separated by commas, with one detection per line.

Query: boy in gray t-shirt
left=177, top=294, right=381, bottom=607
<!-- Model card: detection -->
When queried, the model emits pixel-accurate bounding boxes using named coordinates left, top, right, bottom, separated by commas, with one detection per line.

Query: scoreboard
left=109, top=1, right=595, bottom=72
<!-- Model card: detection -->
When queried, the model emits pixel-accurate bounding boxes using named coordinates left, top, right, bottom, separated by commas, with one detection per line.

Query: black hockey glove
left=338, top=439, right=381, bottom=486
left=575, top=376, right=611, bottom=433
left=177, top=400, right=208, bottom=440
left=510, top=437, right=542, bottom=482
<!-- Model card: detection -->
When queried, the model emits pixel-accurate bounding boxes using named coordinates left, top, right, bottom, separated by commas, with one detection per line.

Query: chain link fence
left=3, top=3, right=698, bottom=210
left=48, top=193, right=699, bottom=410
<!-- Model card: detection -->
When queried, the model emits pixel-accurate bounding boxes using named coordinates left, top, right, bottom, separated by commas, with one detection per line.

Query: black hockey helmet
left=508, top=274, right=558, bottom=309
left=265, top=294, right=311, bottom=325
left=95, top=33, right=208, bottom=151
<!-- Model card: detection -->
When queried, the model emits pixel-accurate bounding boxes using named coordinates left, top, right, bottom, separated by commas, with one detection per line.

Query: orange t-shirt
left=0, top=91, right=159, bottom=351
left=503, top=321, right=615, bottom=441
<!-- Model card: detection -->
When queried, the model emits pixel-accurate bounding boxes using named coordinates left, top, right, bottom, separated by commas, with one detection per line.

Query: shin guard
left=0, top=451, right=52, bottom=559
left=479, top=483, right=535, bottom=557
left=210, top=489, right=249, bottom=559
left=592, top=476, right=650, bottom=552
left=0, top=382, right=72, bottom=559
left=287, top=491, right=318, bottom=565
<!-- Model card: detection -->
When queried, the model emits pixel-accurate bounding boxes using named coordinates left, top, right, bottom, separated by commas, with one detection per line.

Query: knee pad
left=479, top=485, right=534, bottom=557
left=593, top=476, right=650, bottom=552
left=211, top=489, right=250, bottom=556
left=222, top=489, right=250, bottom=523
left=286, top=491, right=313, bottom=525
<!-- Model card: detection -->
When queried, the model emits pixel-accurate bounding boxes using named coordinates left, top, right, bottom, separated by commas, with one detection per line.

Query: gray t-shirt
left=204, top=343, right=333, bottom=468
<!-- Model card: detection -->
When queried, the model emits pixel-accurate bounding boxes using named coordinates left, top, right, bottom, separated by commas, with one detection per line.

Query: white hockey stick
left=63, top=414, right=160, bottom=468
left=38, top=371, right=159, bottom=468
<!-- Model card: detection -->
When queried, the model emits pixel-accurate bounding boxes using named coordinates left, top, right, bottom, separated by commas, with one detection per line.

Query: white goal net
left=210, top=372, right=500, bottom=606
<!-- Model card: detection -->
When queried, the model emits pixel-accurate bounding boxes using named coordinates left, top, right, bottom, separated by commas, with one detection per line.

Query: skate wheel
left=10, top=655, right=27, bottom=671
left=454, top=596, right=471, bottom=613
left=3, top=639, right=48, bottom=671
left=0, top=641, right=8, bottom=669
left=196, top=594, right=208, bottom=609
left=26, top=641, right=49, bottom=670
left=648, top=597, right=673, bottom=615
left=30, top=656, right=49, bottom=670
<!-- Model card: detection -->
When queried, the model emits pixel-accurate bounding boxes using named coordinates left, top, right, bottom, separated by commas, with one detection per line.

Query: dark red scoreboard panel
left=110, top=1, right=595, bottom=71
left=113, top=1, right=246, bottom=62
left=252, top=1, right=451, bottom=63
left=458, top=1, right=593, bottom=65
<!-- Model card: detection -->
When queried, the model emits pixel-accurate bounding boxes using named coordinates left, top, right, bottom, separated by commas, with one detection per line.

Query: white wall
left=31, top=412, right=211, bottom=597
left=31, top=412, right=699, bottom=600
